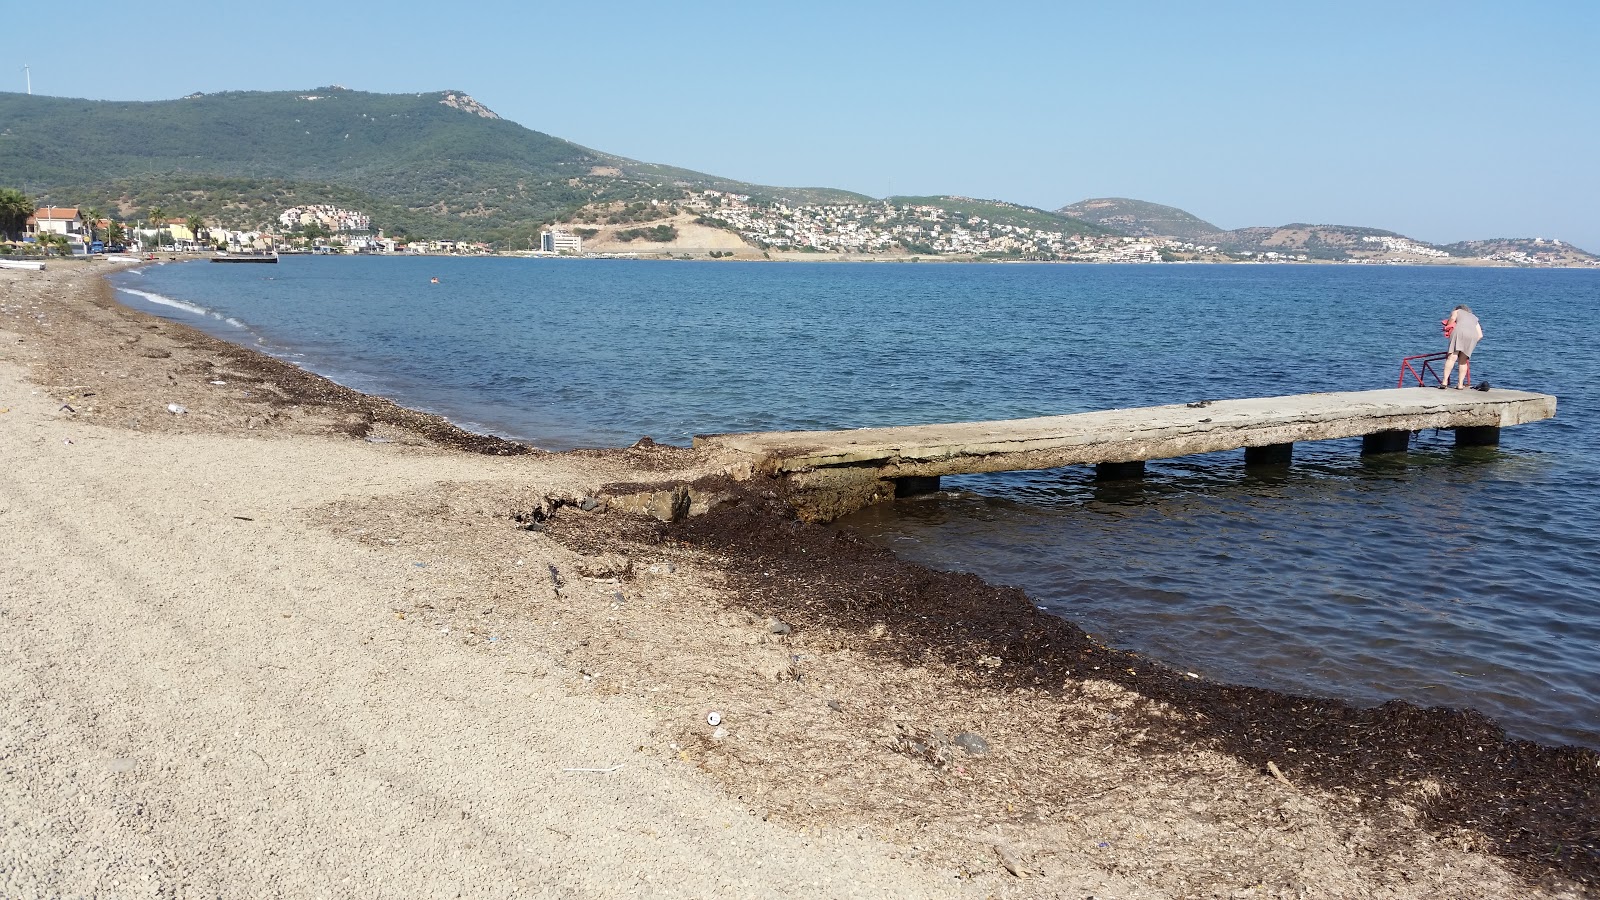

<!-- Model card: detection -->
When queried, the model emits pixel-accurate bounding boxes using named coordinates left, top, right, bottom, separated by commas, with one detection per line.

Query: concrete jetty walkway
left=696, top=388, right=1557, bottom=521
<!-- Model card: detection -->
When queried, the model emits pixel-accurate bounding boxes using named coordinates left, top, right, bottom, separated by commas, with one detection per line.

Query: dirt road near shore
left=2, top=262, right=1593, bottom=898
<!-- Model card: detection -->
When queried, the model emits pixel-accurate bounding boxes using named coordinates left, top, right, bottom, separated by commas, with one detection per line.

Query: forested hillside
left=0, top=87, right=864, bottom=245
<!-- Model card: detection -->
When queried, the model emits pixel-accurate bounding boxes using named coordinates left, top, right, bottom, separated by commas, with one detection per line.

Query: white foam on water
left=117, top=286, right=209, bottom=317
left=116, top=286, right=246, bottom=330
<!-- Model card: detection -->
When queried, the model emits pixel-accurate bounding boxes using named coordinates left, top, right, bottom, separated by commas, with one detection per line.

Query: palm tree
left=146, top=206, right=166, bottom=250
left=0, top=187, right=34, bottom=241
left=105, top=221, right=127, bottom=247
left=185, top=214, right=206, bottom=250
left=37, top=233, right=71, bottom=256
left=82, top=206, right=103, bottom=244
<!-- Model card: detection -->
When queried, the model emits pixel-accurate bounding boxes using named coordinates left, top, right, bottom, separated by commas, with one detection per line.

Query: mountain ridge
left=1060, top=197, right=1596, bottom=262
left=0, top=87, right=874, bottom=244
left=1059, top=198, right=1223, bottom=242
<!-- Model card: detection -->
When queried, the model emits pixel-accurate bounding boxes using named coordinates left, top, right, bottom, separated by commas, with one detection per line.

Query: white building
left=27, top=207, right=84, bottom=238
left=540, top=229, right=582, bottom=254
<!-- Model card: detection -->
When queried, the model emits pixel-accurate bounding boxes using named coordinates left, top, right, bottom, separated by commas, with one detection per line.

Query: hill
left=0, top=87, right=866, bottom=245
left=1059, top=198, right=1222, bottom=241
left=1443, top=238, right=1598, bottom=267
left=891, top=196, right=1112, bottom=236
left=1217, top=223, right=1420, bottom=260
left=1060, top=197, right=1599, bottom=264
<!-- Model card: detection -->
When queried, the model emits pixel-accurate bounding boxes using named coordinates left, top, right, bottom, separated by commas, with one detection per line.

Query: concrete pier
left=696, top=388, right=1557, bottom=521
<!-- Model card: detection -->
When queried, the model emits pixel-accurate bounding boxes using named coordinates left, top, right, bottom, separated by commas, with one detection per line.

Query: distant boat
left=212, top=251, right=279, bottom=264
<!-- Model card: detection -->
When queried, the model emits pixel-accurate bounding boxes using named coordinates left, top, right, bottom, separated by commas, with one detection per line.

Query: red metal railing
left=1398, top=351, right=1470, bottom=388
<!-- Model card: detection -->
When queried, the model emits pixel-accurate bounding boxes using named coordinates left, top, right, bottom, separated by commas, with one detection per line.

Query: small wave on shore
left=117, top=286, right=245, bottom=328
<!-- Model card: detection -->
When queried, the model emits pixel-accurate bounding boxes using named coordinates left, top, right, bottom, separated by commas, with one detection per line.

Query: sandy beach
left=2, top=260, right=1595, bottom=898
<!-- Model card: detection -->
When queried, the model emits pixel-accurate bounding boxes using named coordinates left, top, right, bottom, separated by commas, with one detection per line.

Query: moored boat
left=212, top=251, right=279, bottom=264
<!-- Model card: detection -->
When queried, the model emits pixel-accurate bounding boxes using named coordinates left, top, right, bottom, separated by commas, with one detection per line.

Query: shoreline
left=58, top=248, right=1600, bottom=269
left=3, top=259, right=1597, bottom=897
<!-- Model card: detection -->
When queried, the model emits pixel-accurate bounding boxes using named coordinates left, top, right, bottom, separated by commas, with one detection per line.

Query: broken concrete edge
left=593, top=466, right=897, bottom=526
left=599, top=474, right=750, bottom=523
left=509, top=492, right=602, bottom=526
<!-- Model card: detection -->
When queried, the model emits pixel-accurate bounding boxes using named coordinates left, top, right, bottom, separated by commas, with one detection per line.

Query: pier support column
left=1455, top=426, right=1501, bottom=447
left=1095, top=460, right=1146, bottom=480
left=893, top=475, right=941, bottom=497
left=1245, top=443, right=1294, bottom=467
left=1361, top=430, right=1411, bottom=456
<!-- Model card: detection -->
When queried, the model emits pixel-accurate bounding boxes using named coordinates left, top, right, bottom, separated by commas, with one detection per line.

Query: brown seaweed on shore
left=190, top=336, right=536, bottom=455
left=637, top=482, right=1600, bottom=890
left=76, top=275, right=535, bottom=456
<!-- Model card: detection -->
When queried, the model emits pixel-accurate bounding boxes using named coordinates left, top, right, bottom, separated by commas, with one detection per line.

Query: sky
left=8, top=0, right=1598, bottom=251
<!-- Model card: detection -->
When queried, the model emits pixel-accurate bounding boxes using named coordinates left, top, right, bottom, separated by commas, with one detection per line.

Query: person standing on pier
left=1439, top=305, right=1483, bottom=389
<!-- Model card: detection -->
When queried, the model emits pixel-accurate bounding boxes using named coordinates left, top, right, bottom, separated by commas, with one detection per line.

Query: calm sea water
left=113, top=257, right=1600, bottom=747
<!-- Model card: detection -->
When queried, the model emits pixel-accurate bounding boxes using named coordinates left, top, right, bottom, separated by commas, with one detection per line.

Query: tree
left=105, top=221, right=127, bottom=246
left=36, top=233, right=72, bottom=256
left=185, top=214, right=206, bottom=248
left=81, top=206, right=104, bottom=244
left=0, top=188, right=33, bottom=241
left=146, top=206, right=166, bottom=249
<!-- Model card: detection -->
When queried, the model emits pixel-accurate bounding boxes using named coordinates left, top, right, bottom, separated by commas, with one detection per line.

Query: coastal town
left=0, top=198, right=494, bottom=257
left=547, top=190, right=1587, bottom=267
left=2, top=188, right=1596, bottom=267
left=677, top=191, right=1206, bottom=262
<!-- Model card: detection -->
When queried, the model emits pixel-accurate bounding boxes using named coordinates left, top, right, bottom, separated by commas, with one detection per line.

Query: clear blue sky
left=10, top=1, right=1598, bottom=251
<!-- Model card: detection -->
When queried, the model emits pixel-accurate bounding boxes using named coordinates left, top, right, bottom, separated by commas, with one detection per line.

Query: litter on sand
left=562, top=765, right=624, bottom=774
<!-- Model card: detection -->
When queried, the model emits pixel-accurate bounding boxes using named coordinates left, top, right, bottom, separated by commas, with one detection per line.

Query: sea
left=111, top=256, right=1600, bottom=748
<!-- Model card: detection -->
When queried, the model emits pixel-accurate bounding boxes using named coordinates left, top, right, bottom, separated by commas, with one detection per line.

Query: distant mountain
left=1059, top=198, right=1222, bottom=241
left=891, top=196, right=1112, bottom=236
left=1443, top=238, right=1598, bottom=267
left=1216, top=223, right=1413, bottom=260
left=1060, top=197, right=1597, bottom=263
left=0, top=87, right=867, bottom=244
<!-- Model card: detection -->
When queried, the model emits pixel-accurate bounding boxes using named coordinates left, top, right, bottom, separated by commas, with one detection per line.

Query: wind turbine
left=22, top=64, right=30, bottom=95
